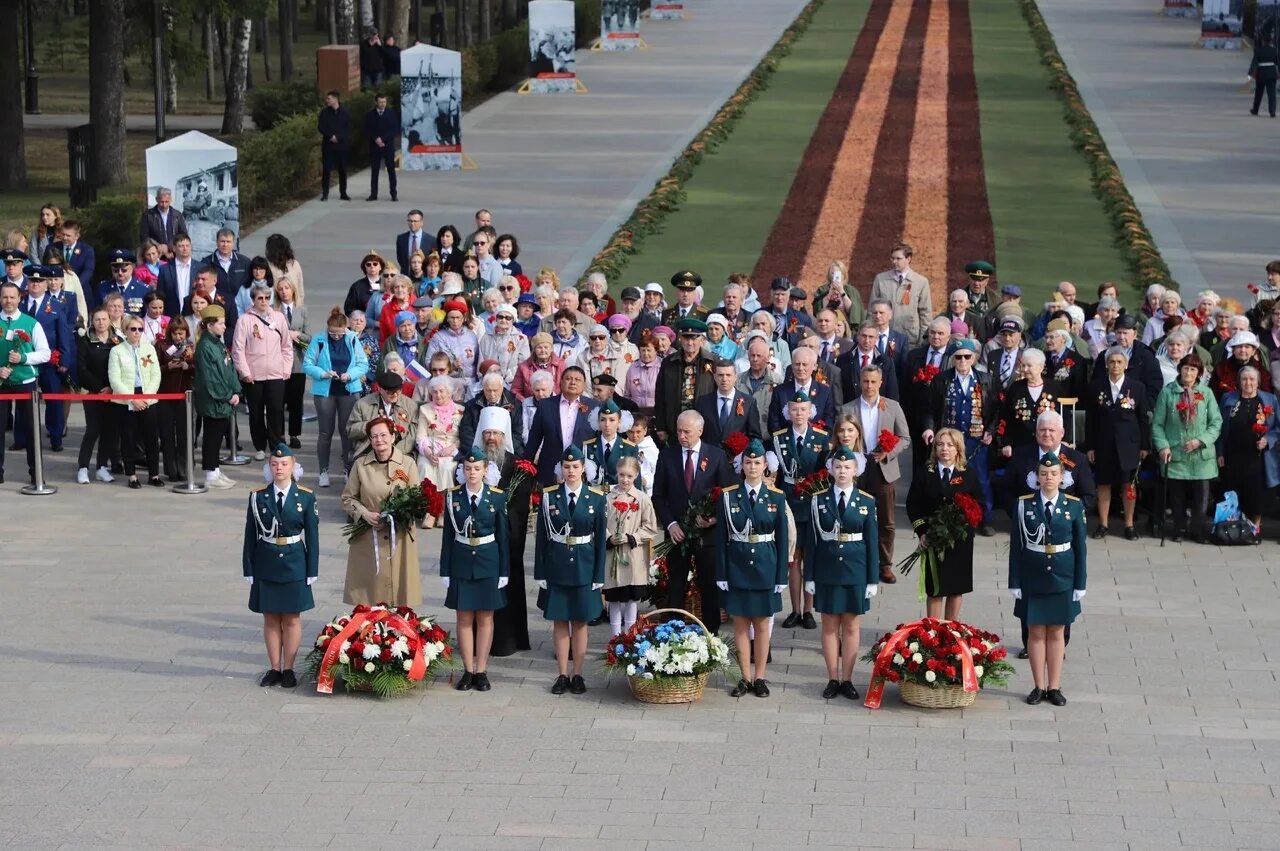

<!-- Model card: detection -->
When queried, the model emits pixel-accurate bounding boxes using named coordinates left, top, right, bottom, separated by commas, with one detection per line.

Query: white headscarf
left=474, top=405, right=514, bottom=455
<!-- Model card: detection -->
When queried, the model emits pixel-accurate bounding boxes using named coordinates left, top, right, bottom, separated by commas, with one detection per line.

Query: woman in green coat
left=194, top=306, right=242, bottom=489
left=1151, top=354, right=1222, bottom=542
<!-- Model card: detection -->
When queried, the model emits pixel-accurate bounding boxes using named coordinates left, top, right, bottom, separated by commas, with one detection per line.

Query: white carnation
left=390, top=638, right=409, bottom=659
left=924, top=670, right=937, bottom=683
left=403, top=660, right=413, bottom=672
left=340, top=640, right=351, bottom=652
left=626, top=664, right=636, bottom=675
left=974, top=665, right=984, bottom=678
left=893, top=653, right=905, bottom=665
left=339, top=653, right=350, bottom=664
left=911, top=653, right=923, bottom=663
left=364, top=662, right=376, bottom=673
left=908, top=642, right=919, bottom=653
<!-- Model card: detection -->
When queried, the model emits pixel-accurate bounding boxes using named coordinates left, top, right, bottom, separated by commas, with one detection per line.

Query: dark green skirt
left=249, top=578, right=314, bottom=615
left=724, top=587, right=781, bottom=619
left=445, top=577, right=507, bottom=612
left=813, top=583, right=869, bottom=616
left=1016, top=591, right=1080, bottom=626
left=544, top=583, right=598, bottom=622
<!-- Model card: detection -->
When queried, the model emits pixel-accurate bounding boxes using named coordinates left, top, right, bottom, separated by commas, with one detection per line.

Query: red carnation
left=612, top=500, right=633, bottom=512
left=953, top=493, right=984, bottom=529
left=877, top=429, right=899, bottom=453
left=351, top=640, right=366, bottom=657
left=50, top=350, right=62, bottom=367
left=530, top=490, right=542, bottom=509
left=913, top=364, right=940, bottom=384
left=380, top=649, right=393, bottom=663
left=516, top=458, right=538, bottom=477
left=13, top=329, right=29, bottom=343
left=711, top=486, right=722, bottom=501
left=1253, top=422, right=1268, bottom=435
left=722, top=431, right=749, bottom=457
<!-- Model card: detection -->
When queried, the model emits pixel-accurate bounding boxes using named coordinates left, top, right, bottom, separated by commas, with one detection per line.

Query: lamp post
left=23, top=0, right=39, bottom=114
left=152, top=0, right=166, bottom=142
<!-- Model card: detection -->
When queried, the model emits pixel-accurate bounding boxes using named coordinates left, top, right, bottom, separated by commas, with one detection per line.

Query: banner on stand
left=651, top=1, right=685, bottom=21
left=1162, top=0, right=1197, bottom=17
left=146, top=131, right=239, bottom=257
left=401, top=45, right=463, bottom=171
left=529, top=0, right=577, bottom=92
left=601, top=0, right=641, bottom=49
left=1201, top=0, right=1244, bottom=48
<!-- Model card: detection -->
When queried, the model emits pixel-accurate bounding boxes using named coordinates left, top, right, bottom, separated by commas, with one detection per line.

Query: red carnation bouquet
left=653, top=486, right=723, bottom=558
left=302, top=603, right=457, bottom=697
left=898, top=491, right=983, bottom=601
left=913, top=364, right=940, bottom=385
left=721, top=431, right=749, bottom=458
left=861, top=618, right=1014, bottom=695
left=795, top=468, right=831, bottom=499
left=507, top=458, right=538, bottom=507
left=876, top=429, right=900, bottom=454
left=341, top=476, right=436, bottom=542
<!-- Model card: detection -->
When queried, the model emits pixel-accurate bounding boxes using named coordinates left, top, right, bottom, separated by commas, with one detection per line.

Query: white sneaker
left=318, top=470, right=331, bottom=487
left=95, top=466, right=115, bottom=483
left=218, top=471, right=238, bottom=487
left=253, top=450, right=266, bottom=461
left=207, top=474, right=235, bottom=490
left=77, top=467, right=90, bottom=484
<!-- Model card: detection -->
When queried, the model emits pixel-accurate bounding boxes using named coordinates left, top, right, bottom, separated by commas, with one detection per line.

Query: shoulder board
left=296, top=485, right=313, bottom=494
left=812, top=427, right=828, bottom=436
left=1018, top=493, right=1034, bottom=501
left=489, top=486, right=504, bottom=494
left=773, top=428, right=789, bottom=436
left=621, top=439, right=636, bottom=447
left=721, top=484, right=739, bottom=493
left=589, top=486, right=607, bottom=496
left=447, top=484, right=461, bottom=492
left=583, top=436, right=598, bottom=445
left=1062, top=493, right=1080, bottom=502
left=766, top=484, right=785, bottom=494
left=252, top=485, right=269, bottom=493
left=857, top=489, right=873, bottom=500
left=544, top=484, right=560, bottom=493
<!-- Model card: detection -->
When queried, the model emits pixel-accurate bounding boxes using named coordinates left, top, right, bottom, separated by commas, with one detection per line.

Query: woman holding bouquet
left=770, top=389, right=830, bottom=631
left=1009, top=453, right=1087, bottom=707
left=416, top=375, right=463, bottom=528
left=1151, top=354, right=1222, bottom=543
left=1216, top=366, right=1280, bottom=535
left=716, top=439, right=790, bottom=698
left=341, top=416, right=422, bottom=608
left=804, top=445, right=878, bottom=700
left=905, top=428, right=983, bottom=621
left=603, top=455, right=659, bottom=636
left=440, top=446, right=509, bottom=692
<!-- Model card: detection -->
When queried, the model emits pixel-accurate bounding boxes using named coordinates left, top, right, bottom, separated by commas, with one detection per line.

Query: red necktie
left=684, top=449, right=694, bottom=492
left=862, top=354, right=869, bottom=369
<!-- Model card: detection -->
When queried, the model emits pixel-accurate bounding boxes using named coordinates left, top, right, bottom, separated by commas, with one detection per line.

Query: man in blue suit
left=51, top=221, right=95, bottom=284
left=1, top=249, right=29, bottom=290
left=396, top=209, right=436, bottom=270
left=768, top=346, right=836, bottom=433
left=15, top=266, right=76, bottom=451
left=522, top=366, right=600, bottom=484
left=365, top=94, right=399, bottom=202
left=94, top=250, right=150, bottom=316
left=836, top=323, right=901, bottom=404
left=766, top=277, right=812, bottom=350
left=156, top=235, right=196, bottom=319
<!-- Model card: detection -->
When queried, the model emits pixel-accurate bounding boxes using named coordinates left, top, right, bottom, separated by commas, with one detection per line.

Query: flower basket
left=302, top=603, right=458, bottom=697
left=861, top=618, right=1014, bottom=709
left=605, top=608, right=732, bottom=705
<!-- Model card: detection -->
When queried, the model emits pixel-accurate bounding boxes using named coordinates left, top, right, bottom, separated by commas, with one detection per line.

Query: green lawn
left=970, top=0, right=1129, bottom=303
left=613, top=0, right=870, bottom=295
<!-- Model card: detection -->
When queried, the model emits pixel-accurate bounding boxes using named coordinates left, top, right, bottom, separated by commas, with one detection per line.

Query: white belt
left=260, top=533, right=303, bottom=545
left=456, top=534, right=496, bottom=546
left=1260, top=62, right=1276, bottom=66
left=564, top=535, right=592, bottom=546
left=1026, top=542, right=1070, bottom=554
left=835, top=532, right=863, bottom=543
left=730, top=533, right=775, bottom=543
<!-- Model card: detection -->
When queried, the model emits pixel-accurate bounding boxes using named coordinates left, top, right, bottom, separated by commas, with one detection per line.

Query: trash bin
left=67, top=123, right=97, bottom=208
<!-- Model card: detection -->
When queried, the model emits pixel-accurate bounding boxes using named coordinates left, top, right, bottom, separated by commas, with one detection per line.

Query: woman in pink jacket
left=510, top=332, right=564, bottom=400
left=232, top=283, right=294, bottom=460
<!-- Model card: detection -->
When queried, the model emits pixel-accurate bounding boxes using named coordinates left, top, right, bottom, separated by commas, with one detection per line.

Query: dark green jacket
left=194, top=332, right=242, bottom=419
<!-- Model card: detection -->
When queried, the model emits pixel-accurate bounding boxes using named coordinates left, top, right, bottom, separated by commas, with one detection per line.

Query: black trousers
left=491, top=501, right=532, bottom=656
left=243, top=378, right=285, bottom=452
left=119, top=406, right=160, bottom=478
left=369, top=144, right=397, bottom=196
left=665, top=541, right=722, bottom=635
left=1254, top=74, right=1277, bottom=116
left=283, top=373, right=307, bottom=438
left=201, top=415, right=230, bottom=471
left=1167, top=478, right=1210, bottom=538
left=157, top=398, right=189, bottom=478
left=321, top=143, right=348, bottom=196
left=0, top=386, right=36, bottom=478
left=78, top=399, right=119, bottom=470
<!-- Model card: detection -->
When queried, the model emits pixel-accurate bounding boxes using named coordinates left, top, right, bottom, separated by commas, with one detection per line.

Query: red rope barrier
left=42, top=393, right=187, bottom=402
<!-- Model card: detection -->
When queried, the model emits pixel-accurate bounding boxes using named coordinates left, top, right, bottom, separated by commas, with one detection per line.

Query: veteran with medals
left=534, top=445, right=607, bottom=695
left=804, top=445, right=879, bottom=700
left=716, top=439, right=789, bottom=698
left=1009, top=453, right=1087, bottom=707
left=441, top=446, right=509, bottom=692
left=242, top=444, right=319, bottom=688
left=771, top=390, right=831, bottom=630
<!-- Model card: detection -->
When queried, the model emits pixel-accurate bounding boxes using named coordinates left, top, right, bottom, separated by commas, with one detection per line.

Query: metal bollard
left=171, top=391, right=207, bottom=494
left=20, top=387, right=57, bottom=496
left=221, top=404, right=250, bottom=466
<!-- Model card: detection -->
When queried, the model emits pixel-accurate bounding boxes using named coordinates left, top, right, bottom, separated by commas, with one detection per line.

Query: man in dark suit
left=835, top=323, right=900, bottom=405
left=51, top=221, right=95, bottom=284
left=654, top=317, right=718, bottom=441
left=396, top=209, right=437, bottom=270
left=696, top=359, right=764, bottom=447
left=364, top=93, right=399, bottom=202
left=457, top=371, right=525, bottom=457
left=15, top=267, right=76, bottom=452
left=1093, top=313, right=1163, bottom=402
left=769, top=346, right=837, bottom=432
left=903, top=318, right=955, bottom=469
left=811, top=308, right=854, bottom=366
left=866, top=298, right=911, bottom=383
left=1042, top=321, right=1091, bottom=401
left=651, top=408, right=736, bottom=635
left=138, top=187, right=188, bottom=258
left=317, top=90, right=353, bottom=201
left=523, top=366, right=600, bottom=484
left=156, top=234, right=196, bottom=319
left=987, top=318, right=1027, bottom=394
left=767, top=277, right=812, bottom=350
left=200, top=229, right=249, bottom=332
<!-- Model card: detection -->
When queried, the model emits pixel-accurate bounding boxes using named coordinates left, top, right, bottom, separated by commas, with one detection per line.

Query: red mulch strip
left=750, top=0, right=892, bottom=293
left=846, top=0, right=932, bottom=296
left=946, top=0, right=995, bottom=295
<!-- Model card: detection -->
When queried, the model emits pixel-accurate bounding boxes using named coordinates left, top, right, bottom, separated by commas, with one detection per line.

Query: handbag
left=1210, top=520, right=1258, bottom=546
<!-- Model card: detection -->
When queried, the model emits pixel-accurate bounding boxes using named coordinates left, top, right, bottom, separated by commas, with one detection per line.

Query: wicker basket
left=900, top=680, right=978, bottom=709
left=623, top=608, right=712, bottom=704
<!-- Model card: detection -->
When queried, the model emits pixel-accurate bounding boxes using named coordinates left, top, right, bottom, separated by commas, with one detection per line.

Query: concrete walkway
left=22, top=113, right=243, bottom=132
left=240, top=0, right=810, bottom=305
left=1038, top=0, right=1277, bottom=300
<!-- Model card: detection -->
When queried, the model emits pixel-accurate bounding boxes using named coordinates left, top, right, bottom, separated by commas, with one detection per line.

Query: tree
left=89, top=0, right=129, bottom=186
left=389, top=0, right=409, bottom=47
left=0, top=0, right=24, bottom=189
left=456, top=0, right=472, bottom=47
left=359, top=0, right=373, bottom=30
left=502, top=0, right=517, bottom=29
left=278, top=0, right=294, bottom=81
left=221, top=17, right=252, bottom=133
left=478, top=0, right=490, bottom=42
left=336, top=0, right=356, bottom=43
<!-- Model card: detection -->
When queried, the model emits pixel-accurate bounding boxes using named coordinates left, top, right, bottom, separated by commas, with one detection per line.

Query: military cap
left=831, top=445, right=860, bottom=463
left=742, top=439, right=767, bottom=459
left=620, top=286, right=643, bottom=302
left=1000, top=283, right=1022, bottom=297
left=592, top=372, right=619, bottom=387
left=562, top=444, right=586, bottom=463
left=271, top=442, right=294, bottom=458
left=200, top=305, right=226, bottom=320
left=108, top=248, right=136, bottom=266
left=1046, top=317, right=1071, bottom=334
left=953, top=338, right=978, bottom=354
left=43, top=264, right=64, bottom=279
left=598, top=398, right=622, bottom=415
left=965, top=260, right=994, bottom=279
left=790, top=389, right=811, bottom=405
left=23, top=265, right=52, bottom=282
left=674, top=317, right=708, bottom=335
left=770, top=276, right=792, bottom=292
left=998, top=318, right=1023, bottom=334
left=671, top=270, right=702, bottom=290
left=0, top=249, right=28, bottom=264
left=460, top=446, right=488, bottom=464
left=376, top=369, right=404, bottom=390
left=1037, top=452, right=1062, bottom=468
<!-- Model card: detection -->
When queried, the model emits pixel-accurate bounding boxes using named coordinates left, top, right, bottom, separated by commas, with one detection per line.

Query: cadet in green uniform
left=534, top=444, right=607, bottom=695
left=804, top=446, right=879, bottom=701
left=771, top=390, right=831, bottom=630
left=242, top=444, right=319, bottom=688
left=715, top=439, right=789, bottom=698
left=1009, top=453, right=1087, bottom=707
left=1251, top=32, right=1279, bottom=117
left=583, top=399, right=640, bottom=488
left=441, top=446, right=509, bottom=693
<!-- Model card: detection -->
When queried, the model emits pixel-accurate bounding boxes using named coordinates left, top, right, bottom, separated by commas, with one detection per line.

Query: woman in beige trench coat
left=603, top=456, right=660, bottom=636
left=341, top=416, right=422, bottom=607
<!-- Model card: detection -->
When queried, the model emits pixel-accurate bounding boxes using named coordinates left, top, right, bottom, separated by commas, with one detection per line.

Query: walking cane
left=1159, top=459, right=1168, bottom=548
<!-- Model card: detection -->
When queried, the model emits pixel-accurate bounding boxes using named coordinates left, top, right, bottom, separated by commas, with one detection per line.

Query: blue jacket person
left=1009, top=453, right=1086, bottom=707
left=441, top=446, right=510, bottom=692
left=242, top=444, right=319, bottom=688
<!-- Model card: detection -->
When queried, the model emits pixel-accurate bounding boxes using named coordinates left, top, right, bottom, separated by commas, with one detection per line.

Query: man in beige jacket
left=869, top=241, right=932, bottom=345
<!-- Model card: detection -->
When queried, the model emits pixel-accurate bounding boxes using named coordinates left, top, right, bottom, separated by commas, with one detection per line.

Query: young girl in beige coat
left=603, top=456, right=660, bottom=636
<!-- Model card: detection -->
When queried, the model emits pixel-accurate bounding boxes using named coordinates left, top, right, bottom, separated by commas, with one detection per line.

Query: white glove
left=804, top=581, right=815, bottom=595
left=440, top=577, right=451, bottom=589
left=244, top=576, right=253, bottom=585
left=773, top=584, right=787, bottom=594
left=592, top=583, right=604, bottom=591
left=1009, top=588, right=1022, bottom=601
left=498, top=577, right=509, bottom=589
left=306, top=576, right=317, bottom=586
left=716, top=581, right=728, bottom=591
left=1072, top=589, right=1086, bottom=602
left=537, top=579, right=548, bottom=590
left=865, top=584, right=879, bottom=599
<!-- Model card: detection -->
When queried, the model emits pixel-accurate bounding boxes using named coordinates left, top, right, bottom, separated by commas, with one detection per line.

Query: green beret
left=562, top=444, right=586, bottom=463
left=460, top=446, right=488, bottom=464
left=674, top=317, right=708, bottom=335
left=670, top=270, right=702, bottom=290
left=790, top=390, right=810, bottom=405
left=965, top=260, right=994, bottom=278
left=271, top=442, right=293, bottom=459
left=598, top=399, right=621, bottom=416
left=831, top=445, right=860, bottom=463
left=1037, top=452, right=1061, bottom=468
left=742, top=439, right=766, bottom=459
left=953, top=338, right=978, bottom=354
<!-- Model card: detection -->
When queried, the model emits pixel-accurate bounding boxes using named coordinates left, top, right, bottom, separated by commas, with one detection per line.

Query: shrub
left=73, top=194, right=147, bottom=281
left=238, top=113, right=322, bottom=212
left=249, top=82, right=322, bottom=131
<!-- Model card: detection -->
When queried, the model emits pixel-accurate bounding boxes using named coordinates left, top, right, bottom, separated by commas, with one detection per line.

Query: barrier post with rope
left=221, top=405, right=250, bottom=466
left=13, top=387, right=57, bottom=496
left=172, top=390, right=207, bottom=495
